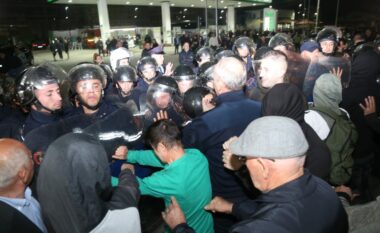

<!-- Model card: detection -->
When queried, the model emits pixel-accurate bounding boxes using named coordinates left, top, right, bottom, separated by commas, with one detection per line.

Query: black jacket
left=230, top=171, right=348, bottom=233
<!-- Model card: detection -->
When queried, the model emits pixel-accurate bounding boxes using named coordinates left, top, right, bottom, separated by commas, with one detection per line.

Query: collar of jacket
left=255, top=170, right=317, bottom=204
left=30, top=109, right=59, bottom=124
left=215, top=90, right=245, bottom=106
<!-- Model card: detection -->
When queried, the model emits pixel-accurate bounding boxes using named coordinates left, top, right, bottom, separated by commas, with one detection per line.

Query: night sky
left=0, top=0, right=379, bottom=42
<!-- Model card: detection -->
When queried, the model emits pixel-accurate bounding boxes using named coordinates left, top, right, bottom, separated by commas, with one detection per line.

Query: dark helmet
left=17, top=63, right=65, bottom=106
left=234, top=36, right=256, bottom=54
left=214, top=49, right=234, bottom=62
left=68, top=63, right=106, bottom=94
left=183, top=86, right=212, bottom=119
left=253, top=46, right=274, bottom=60
left=137, top=56, right=157, bottom=73
left=198, top=62, right=215, bottom=85
left=99, top=64, right=113, bottom=85
left=316, top=28, right=338, bottom=44
left=154, top=76, right=179, bottom=93
left=113, top=66, right=138, bottom=83
left=173, top=65, right=196, bottom=81
left=196, top=47, right=214, bottom=62
left=268, top=33, right=294, bottom=51
left=146, top=76, right=178, bottom=109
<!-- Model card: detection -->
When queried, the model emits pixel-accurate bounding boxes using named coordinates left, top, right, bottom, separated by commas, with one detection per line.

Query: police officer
left=316, top=28, right=339, bottom=56
left=234, top=37, right=257, bottom=91
left=149, top=46, right=173, bottom=76
left=198, top=62, right=215, bottom=90
left=195, top=47, right=214, bottom=69
left=110, top=47, right=132, bottom=72
left=145, top=76, right=185, bottom=127
left=214, top=48, right=234, bottom=63
left=105, top=65, right=142, bottom=110
left=18, top=63, right=66, bottom=137
left=173, top=65, right=199, bottom=96
left=136, top=56, right=160, bottom=92
left=68, top=63, right=116, bottom=119
left=183, top=86, right=215, bottom=120
left=268, top=33, right=295, bottom=53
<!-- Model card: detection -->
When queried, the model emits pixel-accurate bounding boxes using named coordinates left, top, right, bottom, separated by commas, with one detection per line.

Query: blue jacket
left=230, top=170, right=348, bottom=233
left=179, top=50, right=194, bottom=67
left=23, top=110, right=61, bottom=137
left=182, top=90, right=261, bottom=202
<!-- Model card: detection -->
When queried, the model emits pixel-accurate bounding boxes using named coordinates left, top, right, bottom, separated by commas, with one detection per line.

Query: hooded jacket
left=262, top=83, right=331, bottom=180
left=37, top=133, right=140, bottom=233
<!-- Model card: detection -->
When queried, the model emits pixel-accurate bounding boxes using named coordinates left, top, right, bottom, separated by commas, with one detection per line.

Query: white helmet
left=110, top=47, right=132, bottom=72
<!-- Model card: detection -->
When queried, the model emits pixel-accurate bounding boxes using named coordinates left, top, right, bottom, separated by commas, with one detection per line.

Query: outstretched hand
left=359, top=96, right=376, bottom=116
left=330, top=67, right=343, bottom=80
left=162, top=196, right=187, bottom=230
left=153, top=110, right=169, bottom=122
left=112, top=145, right=128, bottom=160
left=204, top=196, right=233, bottom=214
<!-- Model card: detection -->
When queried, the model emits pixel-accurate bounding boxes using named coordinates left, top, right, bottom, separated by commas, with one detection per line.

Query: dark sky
left=0, top=0, right=379, bottom=42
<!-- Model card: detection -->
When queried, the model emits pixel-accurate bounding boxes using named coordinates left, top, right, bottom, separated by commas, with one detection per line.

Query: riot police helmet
left=113, top=65, right=138, bottom=83
left=110, top=47, right=132, bottom=71
left=183, top=86, right=212, bottom=119
left=196, top=47, right=214, bottom=62
left=68, top=63, right=106, bottom=94
left=214, top=49, right=235, bottom=62
left=268, top=33, right=294, bottom=51
left=172, top=65, right=196, bottom=81
left=234, top=36, right=256, bottom=54
left=17, top=63, right=65, bottom=106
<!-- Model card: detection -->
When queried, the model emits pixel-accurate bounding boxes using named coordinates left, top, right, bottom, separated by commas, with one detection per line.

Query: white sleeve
left=90, top=207, right=141, bottom=233
left=304, top=110, right=331, bottom=140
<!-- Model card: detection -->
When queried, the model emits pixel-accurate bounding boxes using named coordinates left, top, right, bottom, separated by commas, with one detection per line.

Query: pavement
left=33, top=45, right=181, bottom=72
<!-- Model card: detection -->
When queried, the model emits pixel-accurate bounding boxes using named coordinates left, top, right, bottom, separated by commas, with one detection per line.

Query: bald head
left=0, top=139, right=31, bottom=189
left=213, top=57, right=246, bottom=95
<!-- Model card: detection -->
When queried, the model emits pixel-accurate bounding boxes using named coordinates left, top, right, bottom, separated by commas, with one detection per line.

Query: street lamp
left=315, top=0, right=320, bottom=33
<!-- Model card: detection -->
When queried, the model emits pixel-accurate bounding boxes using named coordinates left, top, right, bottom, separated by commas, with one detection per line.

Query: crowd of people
left=1, top=25, right=380, bottom=233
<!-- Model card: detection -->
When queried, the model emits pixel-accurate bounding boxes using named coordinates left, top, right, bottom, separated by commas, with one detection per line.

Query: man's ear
left=256, top=158, right=270, bottom=179
left=17, top=167, right=28, bottom=185
left=156, top=142, right=166, bottom=153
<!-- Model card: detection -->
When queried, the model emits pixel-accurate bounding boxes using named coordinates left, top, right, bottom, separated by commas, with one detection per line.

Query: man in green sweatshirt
left=114, top=119, right=214, bottom=233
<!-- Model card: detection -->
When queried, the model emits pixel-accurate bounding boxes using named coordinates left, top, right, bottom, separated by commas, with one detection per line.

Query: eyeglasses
left=77, top=83, right=102, bottom=93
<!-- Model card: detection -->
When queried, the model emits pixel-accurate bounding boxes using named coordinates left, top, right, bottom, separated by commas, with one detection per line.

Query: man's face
left=118, top=58, right=130, bottom=67
left=76, top=79, right=102, bottom=107
left=142, top=65, right=156, bottom=81
left=35, top=83, right=62, bottom=112
left=320, top=40, right=335, bottom=54
left=95, top=55, right=103, bottom=64
left=152, top=54, right=164, bottom=66
left=117, top=81, right=134, bottom=96
left=183, top=43, right=190, bottom=52
left=237, top=46, right=250, bottom=58
left=259, top=57, right=285, bottom=88
left=177, top=79, right=194, bottom=95
left=154, top=91, right=171, bottom=109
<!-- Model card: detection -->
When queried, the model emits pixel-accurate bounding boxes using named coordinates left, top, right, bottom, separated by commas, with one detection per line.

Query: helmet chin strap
left=34, top=100, right=61, bottom=115
left=116, top=82, right=131, bottom=97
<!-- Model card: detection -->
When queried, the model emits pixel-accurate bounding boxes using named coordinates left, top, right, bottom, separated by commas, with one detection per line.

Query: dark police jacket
left=182, top=90, right=261, bottom=202
left=230, top=170, right=348, bottom=233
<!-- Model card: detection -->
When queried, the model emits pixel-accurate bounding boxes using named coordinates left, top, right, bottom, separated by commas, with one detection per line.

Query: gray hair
left=214, top=57, right=247, bottom=91
left=0, top=142, right=30, bottom=188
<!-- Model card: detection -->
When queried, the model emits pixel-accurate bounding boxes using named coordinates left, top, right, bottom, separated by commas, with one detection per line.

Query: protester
left=0, top=139, right=47, bottom=233
left=113, top=119, right=214, bottom=233
left=37, top=133, right=141, bottom=233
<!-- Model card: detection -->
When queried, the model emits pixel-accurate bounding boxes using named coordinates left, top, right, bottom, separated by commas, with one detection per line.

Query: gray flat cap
left=230, top=116, right=309, bottom=159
